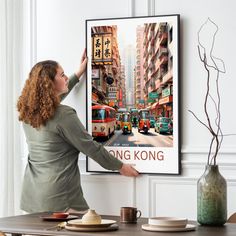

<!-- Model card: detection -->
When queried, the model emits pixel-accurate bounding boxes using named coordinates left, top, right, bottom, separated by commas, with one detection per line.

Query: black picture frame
left=86, top=14, right=180, bottom=174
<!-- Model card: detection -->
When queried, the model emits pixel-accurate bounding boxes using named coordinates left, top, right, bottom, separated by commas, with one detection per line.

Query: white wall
left=29, top=0, right=236, bottom=219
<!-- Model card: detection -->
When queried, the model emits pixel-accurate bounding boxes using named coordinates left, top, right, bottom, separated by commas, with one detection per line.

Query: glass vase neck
left=205, top=164, right=218, bottom=170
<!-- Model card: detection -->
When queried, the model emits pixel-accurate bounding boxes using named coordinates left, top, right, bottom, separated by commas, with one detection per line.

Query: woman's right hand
left=119, top=164, right=139, bottom=177
left=75, top=49, right=88, bottom=78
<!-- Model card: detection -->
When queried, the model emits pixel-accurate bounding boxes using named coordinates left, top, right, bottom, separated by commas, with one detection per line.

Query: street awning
left=151, top=102, right=159, bottom=110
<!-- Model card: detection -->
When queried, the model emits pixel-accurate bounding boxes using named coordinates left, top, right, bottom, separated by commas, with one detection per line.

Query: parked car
left=149, top=115, right=156, bottom=128
left=154, top=117, right=173, bottom=134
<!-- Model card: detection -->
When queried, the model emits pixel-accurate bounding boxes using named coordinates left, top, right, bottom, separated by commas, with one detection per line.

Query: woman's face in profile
left=54, top=65, right=69, bottom=95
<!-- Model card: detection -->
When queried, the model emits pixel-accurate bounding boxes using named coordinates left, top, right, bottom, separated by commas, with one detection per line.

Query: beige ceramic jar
left=82, top=209, right=102, bottom=224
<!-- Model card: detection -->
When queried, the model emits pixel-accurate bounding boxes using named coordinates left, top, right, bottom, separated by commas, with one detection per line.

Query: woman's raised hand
left=75, top=49, right=88, bottom=79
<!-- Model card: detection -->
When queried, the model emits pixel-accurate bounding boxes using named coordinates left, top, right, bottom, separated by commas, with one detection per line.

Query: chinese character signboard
left=93, top=35, right=102, bottom=61
left=92, top=34, right=112, bottom=64
left=103, top=35, right=112, bottom=61
left=86, top=15, right=180, bottom=174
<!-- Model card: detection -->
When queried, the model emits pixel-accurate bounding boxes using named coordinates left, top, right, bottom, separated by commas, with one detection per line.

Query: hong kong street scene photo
left=90, top=20, right=174, bottom=148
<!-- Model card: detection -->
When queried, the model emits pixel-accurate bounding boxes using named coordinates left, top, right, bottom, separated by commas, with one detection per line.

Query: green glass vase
left=197, top=165, right=227, bottom=226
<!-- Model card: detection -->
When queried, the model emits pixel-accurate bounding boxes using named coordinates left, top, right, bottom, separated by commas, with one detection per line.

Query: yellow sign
left=103, top=35, right=112, bottom=60
left=93, top=36, right=102, bottom=60
left=92, top=34, right=112, bottom=64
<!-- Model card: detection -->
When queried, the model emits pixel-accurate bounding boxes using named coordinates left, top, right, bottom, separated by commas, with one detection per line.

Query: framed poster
left=86, top=15, right=180, bottom=174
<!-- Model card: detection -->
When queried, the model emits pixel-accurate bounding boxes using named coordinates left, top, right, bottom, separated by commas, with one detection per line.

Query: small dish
left=142, top=223, right=196, bottom=232
left=67, top=219, right=116, bottom=228
left=40, top=214, right=78, bottom=221
left=148, top=217, right=187, bottom=228
left=52, top=212, right=69, bottom=218
left=65, top=224, right=118, bottom=232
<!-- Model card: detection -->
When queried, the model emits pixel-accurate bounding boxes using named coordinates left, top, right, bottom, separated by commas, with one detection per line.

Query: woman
left=17, top=52, right=139, bottom=213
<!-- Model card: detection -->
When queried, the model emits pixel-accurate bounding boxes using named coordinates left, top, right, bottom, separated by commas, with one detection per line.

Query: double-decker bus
left=92, top=105, right=116, bottom=139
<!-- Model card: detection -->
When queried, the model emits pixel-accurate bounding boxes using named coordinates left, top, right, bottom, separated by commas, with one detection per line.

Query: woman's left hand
left=119, top=163, right=139, bottom=177
left=75, top=49, right=88, bottom=78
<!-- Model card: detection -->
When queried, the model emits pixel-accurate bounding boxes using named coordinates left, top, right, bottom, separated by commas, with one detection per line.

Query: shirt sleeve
left=56, top=106, right=123, bottom=171
left=60, top=74, right=80, bottom=101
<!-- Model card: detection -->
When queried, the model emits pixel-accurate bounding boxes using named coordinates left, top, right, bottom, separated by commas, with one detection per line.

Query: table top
left=0, top=212, right=235, bottom=236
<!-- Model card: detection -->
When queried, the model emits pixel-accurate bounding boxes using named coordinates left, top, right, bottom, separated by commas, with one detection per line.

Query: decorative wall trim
left=182, top=146, right=236, bottom=155
left=130, top=0, right=135, bottom=17
left=29, top=0, right=37, bottom=66
left=148, top=177, right=196, bottom=216
left=0, top=0, right=7, bottom=76
left=81, top=174, right=137, bottom=207
left=148, top=176, right=236, bottom=217
left=81, top=173, right=134, bottom=183
left=182, top=159, right=236, bottom=166
left=149, top=176, right=197, bottom=186
left=148, top=0, right=155, bottom=16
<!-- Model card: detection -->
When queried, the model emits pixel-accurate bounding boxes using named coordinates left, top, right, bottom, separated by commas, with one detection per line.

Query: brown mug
left=120, top=207, right=142, bottom=223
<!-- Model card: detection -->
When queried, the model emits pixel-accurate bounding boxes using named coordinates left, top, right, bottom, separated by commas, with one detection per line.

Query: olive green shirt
left=21, top=74, right=122, bottom=213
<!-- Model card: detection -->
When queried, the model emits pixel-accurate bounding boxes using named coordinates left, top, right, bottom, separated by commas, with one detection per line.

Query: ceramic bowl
left=82, top=209, right=102, bottom=224
left=148, top=217, right=187, bottom=228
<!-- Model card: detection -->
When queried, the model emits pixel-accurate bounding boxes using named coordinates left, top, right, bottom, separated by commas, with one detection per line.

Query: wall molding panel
left=148, top=177, right=197, bottom=218
left=182, top=146, right=236, bottom=155
left=29, top=0, right=37, bottom=66
left=81, top=174, right=136, bottom=215
left=148, top=175, right=236, bottom=219
left=129, top=0, right=135, bottom=17
left=148, top=0, right=156, bottom=16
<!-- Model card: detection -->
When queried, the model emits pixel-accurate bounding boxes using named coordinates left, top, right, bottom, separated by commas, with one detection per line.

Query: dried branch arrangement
left=188, top=18, right=226, bottom=165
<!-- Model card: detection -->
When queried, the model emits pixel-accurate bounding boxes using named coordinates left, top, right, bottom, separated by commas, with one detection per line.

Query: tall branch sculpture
left=188, top=18, right=226, bottom=166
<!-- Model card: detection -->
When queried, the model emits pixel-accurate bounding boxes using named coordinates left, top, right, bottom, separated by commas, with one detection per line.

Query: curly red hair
left=17, top=60, right=60, bottom=128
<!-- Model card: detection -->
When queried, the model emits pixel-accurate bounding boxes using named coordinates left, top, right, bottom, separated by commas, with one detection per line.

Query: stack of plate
left=65, top=219, right=118, bottom=232
left=142, top=217, right=196, bottom=232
